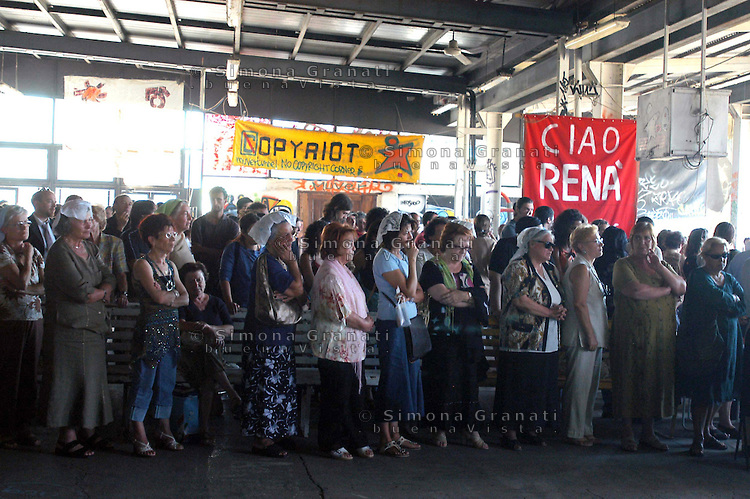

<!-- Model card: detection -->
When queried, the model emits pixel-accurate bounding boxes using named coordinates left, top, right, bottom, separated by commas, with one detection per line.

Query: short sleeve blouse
left=0, top=244, right=44, bottom=321
left=373, top=248, right=417, bottom=321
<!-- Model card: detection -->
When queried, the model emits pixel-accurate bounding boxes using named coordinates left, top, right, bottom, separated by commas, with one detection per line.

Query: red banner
left=523, top=115, right=638, bottom=231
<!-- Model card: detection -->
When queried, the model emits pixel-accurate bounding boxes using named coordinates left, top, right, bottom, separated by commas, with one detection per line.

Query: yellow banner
left=232, top=121, right=424, bottom=183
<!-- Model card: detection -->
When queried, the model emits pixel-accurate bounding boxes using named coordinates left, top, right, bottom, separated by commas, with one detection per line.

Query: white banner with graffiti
left=63, top=76, right=184, bottom=110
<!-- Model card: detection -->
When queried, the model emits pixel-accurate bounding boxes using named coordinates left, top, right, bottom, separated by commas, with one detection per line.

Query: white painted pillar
left=555, top=40, right=569, bottom=116
left=483, top=111, right=504, bottom=234
left=591, top=62, right=625, bottom=119
left=455, top=94, right=471, bottom=218
left=574, top=49, right=583, bottom=117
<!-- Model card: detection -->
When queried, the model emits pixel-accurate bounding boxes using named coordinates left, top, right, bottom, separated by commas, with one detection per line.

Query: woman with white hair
left=677, top=237, right=745, bottom=457
left=561, top=224, right=607, bottom=446
left=43, top=199, right=116, bottom=458
left=241, top=212, right=305, bottom=458
left=494, top=227, right=566, bottom=451
left=0, top=205, right=45, bottom=449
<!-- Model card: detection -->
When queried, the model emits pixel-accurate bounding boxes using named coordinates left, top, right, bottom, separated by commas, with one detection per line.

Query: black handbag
left=383, top=292, right=432, bottom=362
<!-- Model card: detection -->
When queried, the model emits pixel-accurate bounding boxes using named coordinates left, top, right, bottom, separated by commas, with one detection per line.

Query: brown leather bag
left=254, top=253, right=303, bottom=326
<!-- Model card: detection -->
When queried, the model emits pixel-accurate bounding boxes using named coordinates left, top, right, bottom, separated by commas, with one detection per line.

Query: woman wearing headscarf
left=311, top=222, right=374, bottom=460
left=494, top=227, right=566, bottom=450
left=611, top=222, right=685, bottom=452
left=373, top=211, right=424, bottom=457
left=419, top=222, right=489, bottom=449
left=44, top=199, right=116, bottom=458
left=157, top=199, right=195, bottom=270
left=677, top=237, right=745, bottom=457
left=561, top=225, right=607, bottom=446
left=0, top=205, right=45, bottom=449
left=241, top=212, right=305, bottom=458
left=129, top=213, right=189, bottom=457
left=220, top=212, right=261, bottom=314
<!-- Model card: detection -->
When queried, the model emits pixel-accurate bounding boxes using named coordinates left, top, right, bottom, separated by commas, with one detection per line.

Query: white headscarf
left=510, top=227, right=553, bottom=263
left=455, top=219, right=476, bottom=237
left=376, top=211, right=409, bottom=247
left=249, top=211, right=297, bottom=246
left=60, top=199, right=92, bottom=221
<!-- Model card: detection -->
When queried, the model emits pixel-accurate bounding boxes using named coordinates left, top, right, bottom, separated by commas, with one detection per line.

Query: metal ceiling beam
left=290, top=13, right=312, bottom=60
left=0, top=12, right=15, bottom=31
left=32, top=0, right=70, bottom=36
left=632, top=56, right=750, bottom=75
left=478, top=0, right=750, bottom=113
left=164, top=0, right=184, bottom=48
left=346, top=20, right=381, bottom=65
left=280, top=0, right=575, bottom=36
left=400, top=28, right=449, bottom=71
left=463, top=36, right=553, bottom=86
left=727, top=79, right=750, bottom=103
left=587, top=0, right=750, bottom=63
left=97, top=0, right=127, bottom=42
left=0, top=30, right=467, bottom=95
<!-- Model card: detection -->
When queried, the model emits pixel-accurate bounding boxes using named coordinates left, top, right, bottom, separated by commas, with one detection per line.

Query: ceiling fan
left=443, top=33, right=476, bottom=66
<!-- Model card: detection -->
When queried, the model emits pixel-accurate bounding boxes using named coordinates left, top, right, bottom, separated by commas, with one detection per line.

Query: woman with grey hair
left=241, top=212, right=305, bottom=458
left=0, top=205, right=45, bottom=449
left=157, top=199, right=194, bottom=270
left=43, top=199, right=116, bottom=458
left=494, top=227, right=566, bottom=450
left=90, top=205, right=128, bottom=307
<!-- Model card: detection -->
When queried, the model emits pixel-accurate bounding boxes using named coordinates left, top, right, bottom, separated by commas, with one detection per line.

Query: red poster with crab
left=523, top=115, right=638, bottom=231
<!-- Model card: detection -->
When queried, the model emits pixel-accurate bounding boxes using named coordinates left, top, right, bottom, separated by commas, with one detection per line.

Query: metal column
left=483, top=111, right=503, bottom=234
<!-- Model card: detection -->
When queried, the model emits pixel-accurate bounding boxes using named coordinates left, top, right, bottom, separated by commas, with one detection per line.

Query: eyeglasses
left=536, top=241, right=555, bottom=249
left=706, top=252, right=729, bottom=260
left=163, top=232, right=177, bottom=240
left=455, top=246, right=471, bottom=252
left=10, top=221, right=31, bottom=229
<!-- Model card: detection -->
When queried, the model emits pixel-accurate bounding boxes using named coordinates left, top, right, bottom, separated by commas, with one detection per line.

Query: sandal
left=620, top=437, right=638, bottom=452
left=55, top=440, right=92, bottom=459
left=717, top=423, right=739, bottom=439
left=709, top=427, right=728, bottom=441
left=689, top=442, right=704, bottom=457
left=252, top=443, right=287, bottom=458
left=156, top=432, right=184, bottom=451
left=463, top=429, right=489, bottom=450
left=433, top=431, right=448, bottom=448
left=639, top=436, right=668, bottom=452
left=355, top=446, right=374, bottom=458
left=133, top=439, right=156, bottom=458
left=703, top=434, right=727, bottom=451
left=83, top=433, right=114, bottom=451
left=564, top=437, right=594, bottom=447
left=329, top=447, right=353, bottom=460
left=395, top=436, right=421, bottom=450
left=501, top=435, right=522, bottom=451
left=379, top=440, right=409, bottom=458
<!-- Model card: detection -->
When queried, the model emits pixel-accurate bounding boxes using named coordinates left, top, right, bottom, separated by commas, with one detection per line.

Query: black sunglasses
left=706, top=252, right=729, bottom=260
left=536, top=241, right=555, bottom=249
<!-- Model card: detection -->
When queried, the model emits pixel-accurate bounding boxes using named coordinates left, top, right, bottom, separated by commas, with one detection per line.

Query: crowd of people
left=0, top=188, right=748, bottom=463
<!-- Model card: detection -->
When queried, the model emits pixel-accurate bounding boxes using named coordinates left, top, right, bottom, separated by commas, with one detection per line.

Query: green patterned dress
left=611, top=257, right=678, bottom=419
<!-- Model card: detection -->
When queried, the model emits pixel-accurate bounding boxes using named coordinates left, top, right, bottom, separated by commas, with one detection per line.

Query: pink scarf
left=316, top=258, right=368, bottom=390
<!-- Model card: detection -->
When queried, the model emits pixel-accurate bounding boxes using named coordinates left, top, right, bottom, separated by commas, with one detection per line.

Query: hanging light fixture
left=565, top=18, right=630, bottom=50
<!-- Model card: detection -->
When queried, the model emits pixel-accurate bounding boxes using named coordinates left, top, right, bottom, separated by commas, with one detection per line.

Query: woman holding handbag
left=241, top=212, right=305, bottom=458
left=419, top=222, right=489, bottom=449
left=372, top=211, right=424, bottom=458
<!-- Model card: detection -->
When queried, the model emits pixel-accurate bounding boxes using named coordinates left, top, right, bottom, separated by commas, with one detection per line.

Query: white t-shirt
left=539, top=267, right=561, bottom=353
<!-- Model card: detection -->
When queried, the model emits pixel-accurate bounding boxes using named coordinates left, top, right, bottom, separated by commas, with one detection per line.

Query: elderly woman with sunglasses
left=561, top=224, right=607, bottom=447
left=494, top=227, right=566, bottom=451
left=129, top=213, right=189, bottom=457
left=0, top=205, right=45, bottom=449
left=611, top=221, right=685, bottom=452
left=677, top=237, right=745, bottom=457
left=43, top=200, right=116, bottom=458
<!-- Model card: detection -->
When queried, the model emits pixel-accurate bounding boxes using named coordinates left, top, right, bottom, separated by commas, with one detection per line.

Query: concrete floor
left=3, top=390, right=750, bottom=498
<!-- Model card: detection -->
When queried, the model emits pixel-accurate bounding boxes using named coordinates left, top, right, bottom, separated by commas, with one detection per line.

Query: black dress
left=419, top=259, right=486, bottom=431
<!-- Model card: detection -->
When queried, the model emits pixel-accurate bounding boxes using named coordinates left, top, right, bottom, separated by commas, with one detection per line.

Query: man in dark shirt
left=500, top=196, right=534, bottom=239
left=26, top=188, right=57, bottom=258
left=191, top=186, right=240, bottom=295
left=103, top=194, right=132, bottom=238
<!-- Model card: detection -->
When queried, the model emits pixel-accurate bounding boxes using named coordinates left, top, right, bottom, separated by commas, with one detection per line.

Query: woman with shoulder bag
left=241, top=212, right=305, bottom=458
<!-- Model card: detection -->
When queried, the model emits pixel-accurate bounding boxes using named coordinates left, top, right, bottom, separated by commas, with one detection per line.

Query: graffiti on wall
left=292, top=179, right=394, bottom=194
left=261, top=195, right=294, bottom=213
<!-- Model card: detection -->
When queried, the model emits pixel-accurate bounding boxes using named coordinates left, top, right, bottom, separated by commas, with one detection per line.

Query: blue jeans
left=129, top=348, right=178, bottom=422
